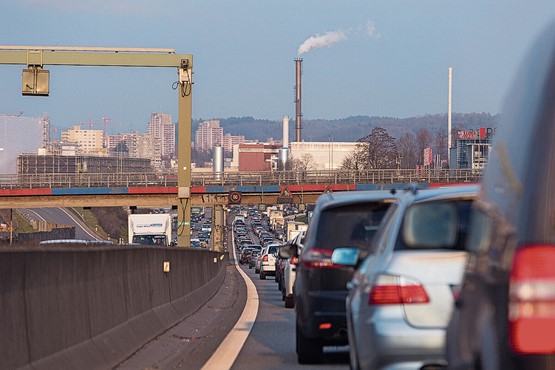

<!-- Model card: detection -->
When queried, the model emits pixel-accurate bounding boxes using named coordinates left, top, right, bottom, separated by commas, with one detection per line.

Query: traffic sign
left=228, top=191, right=242, bottom=204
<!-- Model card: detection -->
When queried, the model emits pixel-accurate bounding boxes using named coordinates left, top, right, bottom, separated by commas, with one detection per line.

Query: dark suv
left=446, top=21, right=555, bottom=370
left=294, top=190, right=397, bottom=364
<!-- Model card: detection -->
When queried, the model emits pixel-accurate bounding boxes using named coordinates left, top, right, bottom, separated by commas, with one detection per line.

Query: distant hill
left=192, top=113, right=498, bottom=143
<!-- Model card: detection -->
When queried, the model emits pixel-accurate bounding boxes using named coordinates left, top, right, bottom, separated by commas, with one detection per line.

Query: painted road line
left=201, top=224, right=259, bottom=370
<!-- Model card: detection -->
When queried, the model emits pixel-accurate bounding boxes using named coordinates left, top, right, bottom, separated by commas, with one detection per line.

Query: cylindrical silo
left=278, top=147, right=289, bottom=171
left=213, top=146, right=224, bottom=181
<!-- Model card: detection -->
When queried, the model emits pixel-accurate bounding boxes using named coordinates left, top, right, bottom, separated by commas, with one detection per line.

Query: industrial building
left=17, top=154, right=153, bottom=175
left=452, top=127, right=495, bottom=170
left=0, top=114, right=45, bottom=174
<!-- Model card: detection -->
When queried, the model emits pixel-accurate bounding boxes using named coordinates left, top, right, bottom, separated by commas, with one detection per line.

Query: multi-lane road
left=115, top=211, right=349, bottom=369
left=18, top=207, right=103, bottom=240
left=229, top=262, right=349, bottom=370
left=18, top=206, right=347, bottom=368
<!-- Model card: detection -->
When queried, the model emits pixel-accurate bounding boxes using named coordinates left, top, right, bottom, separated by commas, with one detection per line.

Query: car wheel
left=285, top=295, right=294, bottom=308
left=296, top=322, right=323, bottom=364
left=260, top=270, right=266, bottom=280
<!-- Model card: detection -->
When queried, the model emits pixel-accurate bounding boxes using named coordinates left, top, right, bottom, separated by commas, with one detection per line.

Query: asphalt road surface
left=21, top=208, right=102, bottom=240
left=230, top=263, right=349, bottom=370
left=115, top=226, right=349, bottom=370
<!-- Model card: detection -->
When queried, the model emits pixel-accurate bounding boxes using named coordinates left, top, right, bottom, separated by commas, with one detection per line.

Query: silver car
left=332, top=185, right=478, bottom=370
left=281, top=230, right=305, bottom=308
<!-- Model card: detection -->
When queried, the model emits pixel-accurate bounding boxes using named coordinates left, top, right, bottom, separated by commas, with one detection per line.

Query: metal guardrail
left=0, top=169, right=483, bottom=190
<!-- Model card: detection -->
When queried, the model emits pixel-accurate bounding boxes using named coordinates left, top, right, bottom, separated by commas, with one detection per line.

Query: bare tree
left=290, top=153, right=317, bottom=172
left=341, top=151, right=365, bottom=171
left=396, top=132, right=418, bottom=169
left=435, top=128, right=448, bottom=168
left=358, top=127, right=398, bottom=169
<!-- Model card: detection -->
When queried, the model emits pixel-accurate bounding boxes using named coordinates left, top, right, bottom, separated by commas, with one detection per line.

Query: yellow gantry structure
left=0, top=45, right=193, bottom=247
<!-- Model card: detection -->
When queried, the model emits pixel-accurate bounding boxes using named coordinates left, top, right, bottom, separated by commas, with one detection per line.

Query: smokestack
left=448, top=67, right=452, bottom=166
left=295, top=58, right=302, bottom=142
left=282, top=115, right=289, bottom=148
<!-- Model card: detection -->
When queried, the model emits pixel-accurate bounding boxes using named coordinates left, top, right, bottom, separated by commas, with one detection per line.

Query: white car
left=258, top=243, right=280, bottom=280
left=281, top=231, right=304, bottom=308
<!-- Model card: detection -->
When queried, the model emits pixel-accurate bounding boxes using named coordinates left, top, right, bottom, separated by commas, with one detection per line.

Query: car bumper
left=297, top=291, right=349, bottom=344
left=261, top=263, right=275, bottom=274
left=351, top=306, right=446, bottom=370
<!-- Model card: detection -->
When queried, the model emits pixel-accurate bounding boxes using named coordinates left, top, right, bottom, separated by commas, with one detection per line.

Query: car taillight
left=263, top=255, right=268, bottom=262
left=368, top=274, right=429, bottom=305
left=290, top=257, right=299, bottom=265
left=509, top=245, right=555, bottom=354
left=301, top=248, right=337, bottom=268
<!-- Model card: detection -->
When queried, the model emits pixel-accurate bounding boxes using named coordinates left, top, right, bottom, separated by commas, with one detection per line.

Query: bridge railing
left=0, top=168, right=483, bottom=189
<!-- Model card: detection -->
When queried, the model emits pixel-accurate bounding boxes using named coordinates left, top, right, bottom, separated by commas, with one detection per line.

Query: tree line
left=340, top=126, right=449, bottom=170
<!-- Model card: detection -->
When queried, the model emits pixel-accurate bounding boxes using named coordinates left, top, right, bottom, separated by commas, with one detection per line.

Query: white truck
left=286, top=221, right=308, bottom=242
left=128, top=214, right=172, bottom=246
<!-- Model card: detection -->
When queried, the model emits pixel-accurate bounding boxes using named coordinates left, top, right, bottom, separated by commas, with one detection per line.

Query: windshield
left=314, top=202, right=391, bottom=251
left=132, top=235, right=167, bottom=246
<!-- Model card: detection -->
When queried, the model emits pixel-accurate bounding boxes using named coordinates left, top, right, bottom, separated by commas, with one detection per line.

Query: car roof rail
left=404, top=183, right=419, bottom=195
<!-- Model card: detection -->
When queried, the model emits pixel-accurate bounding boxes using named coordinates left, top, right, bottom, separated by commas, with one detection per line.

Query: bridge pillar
left=212, top=204, right=225, bottom=252
left=176, top=57, right=193, bottom=248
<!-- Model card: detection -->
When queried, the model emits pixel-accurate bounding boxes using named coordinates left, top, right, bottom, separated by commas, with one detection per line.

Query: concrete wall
left=0, top=246, right=226, bottom=370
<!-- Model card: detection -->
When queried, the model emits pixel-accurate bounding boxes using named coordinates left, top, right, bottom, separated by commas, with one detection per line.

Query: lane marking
left=60, top=208, right=100, bottom=240
left=201, top=222, right=259, bottom=370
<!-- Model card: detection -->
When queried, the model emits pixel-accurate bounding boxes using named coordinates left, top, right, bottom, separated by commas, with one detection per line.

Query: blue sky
left=1, top=0, right=555, bottom=133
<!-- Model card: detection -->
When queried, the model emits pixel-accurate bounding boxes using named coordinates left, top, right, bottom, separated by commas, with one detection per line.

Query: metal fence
left=0, top=169, right=483, bottom=189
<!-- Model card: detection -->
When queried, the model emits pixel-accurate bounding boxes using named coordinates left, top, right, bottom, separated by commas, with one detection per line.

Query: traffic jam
left=229, top=177, right=548, bottom=369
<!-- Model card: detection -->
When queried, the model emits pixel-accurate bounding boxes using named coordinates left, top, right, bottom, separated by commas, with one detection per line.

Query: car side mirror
left=331, top=247, right=360, bottom=266
left=278, top=243, right=295, bottom=259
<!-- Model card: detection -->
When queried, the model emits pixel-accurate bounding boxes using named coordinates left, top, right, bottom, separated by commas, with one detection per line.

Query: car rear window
left=398, top=199, right=473, bottom=251
left=313, top=202, right=391, bottom=251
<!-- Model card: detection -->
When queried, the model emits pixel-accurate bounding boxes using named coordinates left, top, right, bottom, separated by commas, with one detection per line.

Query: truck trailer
left=128, top=213, right=172, bottom=246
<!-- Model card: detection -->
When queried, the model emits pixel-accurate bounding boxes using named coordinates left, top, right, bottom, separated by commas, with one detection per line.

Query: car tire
left=260, top=270, right=266, bottom=280
left=296, top=322, right=323, bottom=364
left=285, top=295, right=294, bottom=308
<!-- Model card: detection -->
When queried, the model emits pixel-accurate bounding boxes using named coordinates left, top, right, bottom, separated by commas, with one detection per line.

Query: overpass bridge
left=0, top=168, right=481, bottom=208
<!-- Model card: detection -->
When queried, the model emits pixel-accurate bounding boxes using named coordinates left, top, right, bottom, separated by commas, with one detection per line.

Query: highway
left=19, top=207, right=103, bottom=240
left=230, top=263, right=349, bottom=370
left=114, top=225, right=348, bottom=370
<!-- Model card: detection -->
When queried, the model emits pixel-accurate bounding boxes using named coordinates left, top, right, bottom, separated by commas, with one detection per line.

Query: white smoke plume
left=365, top=21, right=379, bottom=39
left=297, top=30, right=348, bottom=56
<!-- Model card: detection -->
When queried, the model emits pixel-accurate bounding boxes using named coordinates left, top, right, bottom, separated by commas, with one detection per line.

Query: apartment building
left=195, top=120, right=223, bottom=151
left=148, top=113, right=175, bottom=159
left=61, top=125, right=106, bottom=156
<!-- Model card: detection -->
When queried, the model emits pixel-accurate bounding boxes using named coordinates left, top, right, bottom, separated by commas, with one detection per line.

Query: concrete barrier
left=0, top=246, right=226, bottom=370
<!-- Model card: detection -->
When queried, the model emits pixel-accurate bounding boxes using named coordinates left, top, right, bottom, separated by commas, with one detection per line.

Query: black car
left=294, top=190, right=397, bottom=364
left=446, top=21, right=555, bottom=370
